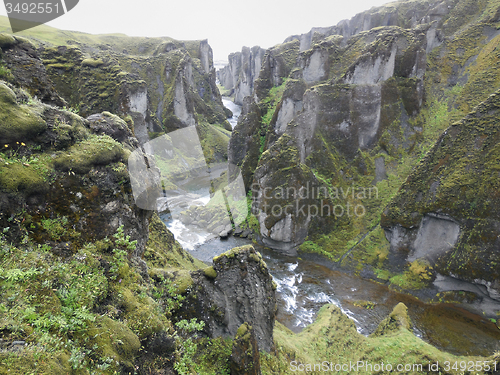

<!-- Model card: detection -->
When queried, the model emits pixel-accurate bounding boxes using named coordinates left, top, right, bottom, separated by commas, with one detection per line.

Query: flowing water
left=158, top=99, right=500, bottom=357
left=160, top=211, right=500, bottom=357
left=221, top=97, right=241, bottom=129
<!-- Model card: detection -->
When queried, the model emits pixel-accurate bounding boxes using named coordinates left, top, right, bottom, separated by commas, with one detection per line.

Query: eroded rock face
left=284, top=0, right=452, bottom=52
left=1, top=35, right=66, bottom=107
left=244, top=24, right=430, bottom=250
left=227, top=97, right=263, bottom=189
left=173, top=57, right=196, bottom=127
left=230, top=323, right=262, bottom=375
left=87, top=111, right=138, bottom=149
left=382, top=90, right=500, bottom=300
left=199, top=39, right=212, bottom=74
left=254, top=41, right=300, bottom=103
left=218, top=46, right=267, bottom=105
left=301, top=49, right=329, bottom=84
left=181, top=245, right=276, bottom=352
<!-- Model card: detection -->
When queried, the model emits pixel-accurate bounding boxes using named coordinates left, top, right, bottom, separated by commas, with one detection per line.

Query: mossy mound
left=53, top=134, right=125, bottom=174
left=0, top=161, right=47, bottom=194
left=371, top=302, right=412, bottom=336
left=0, top=83, right=46, bottom=144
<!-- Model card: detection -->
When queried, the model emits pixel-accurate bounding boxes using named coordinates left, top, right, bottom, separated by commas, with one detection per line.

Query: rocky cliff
left=381, top=89, right=500, bottom=300
left=217, top=46, right=266, bottom=105
left=1, top=0, right=500, bottom=372
left=176, top=245, right=276, bottom=352
left=226, top=0, right=500, bottom=302
left=0, top=29, right=275, bottom=374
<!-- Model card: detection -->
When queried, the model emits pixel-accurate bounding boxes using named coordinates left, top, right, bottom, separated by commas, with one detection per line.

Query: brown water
left=183, top=235, right=500, bottom=357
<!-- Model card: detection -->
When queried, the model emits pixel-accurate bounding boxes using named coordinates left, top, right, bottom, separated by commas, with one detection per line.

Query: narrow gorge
left=0, top=0, right=499, bottom=373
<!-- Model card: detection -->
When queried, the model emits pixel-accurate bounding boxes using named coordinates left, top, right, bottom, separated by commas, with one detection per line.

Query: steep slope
left=226, top=0, right=500, bottom=301
left=382, top=88, right=500, bottom=300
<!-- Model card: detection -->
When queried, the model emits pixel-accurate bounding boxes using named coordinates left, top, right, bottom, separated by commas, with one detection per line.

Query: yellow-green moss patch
left=0, top=83, right=46, bottom=143
left=53, top=134, right=124, bottom=174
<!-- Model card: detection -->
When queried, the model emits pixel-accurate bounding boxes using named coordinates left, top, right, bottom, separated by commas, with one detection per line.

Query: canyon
left=0, top=0, right=499, bottom=373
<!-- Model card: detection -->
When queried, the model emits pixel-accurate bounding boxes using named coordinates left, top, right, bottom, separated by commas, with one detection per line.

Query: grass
left=262, top=303, right=489, bottom=374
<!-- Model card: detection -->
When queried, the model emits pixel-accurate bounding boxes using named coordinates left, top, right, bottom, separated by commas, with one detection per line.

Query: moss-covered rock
left=230, top=322, right=261, bottom=375
left=53, top=134, right=125, bottom=174
left=371, top=302, right=412, bottom=336
left=0, top=83, right=46, bottom=144
left=181, top=245, right=276, bottom=352
left=382, top=88, right=500, bottom=296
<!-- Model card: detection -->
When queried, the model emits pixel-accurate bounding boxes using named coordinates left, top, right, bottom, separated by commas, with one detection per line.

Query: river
left=159, top=97, right=500, bottom=357
left=222, top=96, right=241, bottom=128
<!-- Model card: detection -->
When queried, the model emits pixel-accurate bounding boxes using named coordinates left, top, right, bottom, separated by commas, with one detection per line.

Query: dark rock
left=1, top=36, right=66, bottom=107
left=230, top=323, right=261, bottom=375
left=181, top=245, right=276, bottom=352
left=142, top=331, right=176, bottom=356
left=217, top=46, right=266, bottom=105
left=87, top=112, right=138, bottom=149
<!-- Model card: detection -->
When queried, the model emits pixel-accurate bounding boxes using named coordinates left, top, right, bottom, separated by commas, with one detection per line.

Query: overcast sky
left=1, top=0, right=394, bottom=61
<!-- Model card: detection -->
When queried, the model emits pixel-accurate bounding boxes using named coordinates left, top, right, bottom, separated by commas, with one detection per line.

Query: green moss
left=195, top=337, right=233, bottom=375
left=352, top=300, right=376, bottom=309
left=171, top=271, right=194, bottom=294
left=248, top=252, right=262, bottom=263
left=236, top=322, right=251, bottom=338
left=0, top=352, right=71, bottom=374
left=81, top=58, right=104, bottom=67
left=53, top=134, right=124, bottom=174
left=0, top=83, right=46, bottom=143
left=389, top=259, right=433, bottom=290
left=0, top=160, right=47, bottom=194
left=82, top=316, right=141, bottom=370
left=46, top=63, right=75, bottom=70
left=40, top=215, right=81, bottom=242
left=197, top=121, right=231, bottom=165
left=113, top=286, right=166, bottom=339
left=203, top=266, right=217, bottom=279
left=264, top=303, right=478, bottom=374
